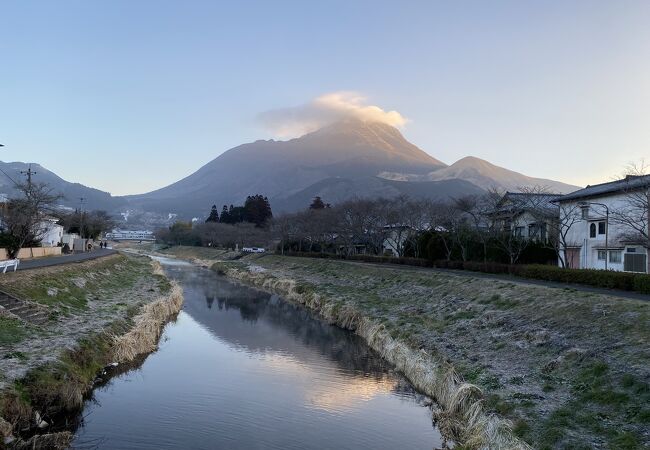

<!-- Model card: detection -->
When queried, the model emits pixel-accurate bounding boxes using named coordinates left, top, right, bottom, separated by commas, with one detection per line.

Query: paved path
left=16, top=248, right=117, bottom=271
left=338, top=260, right=650, bottom=302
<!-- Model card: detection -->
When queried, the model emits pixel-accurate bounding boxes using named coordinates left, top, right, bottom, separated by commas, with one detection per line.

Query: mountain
left=0, top=161, right=124, bottom=211
left=272, top=176, right=485, bottom=213
left=126, top=119, right=449, bottom=215
left=2, top=122, right=580, bottom=220
left=379, top=156, right=580, bottom=194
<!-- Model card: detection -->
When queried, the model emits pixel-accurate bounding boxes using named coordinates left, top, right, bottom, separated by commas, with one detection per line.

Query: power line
left=0, top=144, right=19, bottom=185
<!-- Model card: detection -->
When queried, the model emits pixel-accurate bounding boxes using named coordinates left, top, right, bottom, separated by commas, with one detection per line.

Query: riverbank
left=0, top=253, right=183, bottom=449
left=154, top=246, right=649, bottom=449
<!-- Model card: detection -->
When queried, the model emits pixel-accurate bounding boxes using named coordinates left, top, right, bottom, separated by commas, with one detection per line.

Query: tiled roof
left=556, top=175, right=650, bottom=202
left=503, top=192, right=561, bottom=209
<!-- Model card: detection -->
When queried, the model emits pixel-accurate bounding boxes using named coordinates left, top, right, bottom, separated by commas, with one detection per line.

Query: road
left=17, top=248, right=118, bottom=271
left=338, top=259, right=650, bottom=302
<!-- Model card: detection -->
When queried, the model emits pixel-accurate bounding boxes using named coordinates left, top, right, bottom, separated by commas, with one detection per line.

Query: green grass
left=172, top=250, right=650, bottom=448
left=0, top=317, right=28, bottom=346
left=1, top=255, right=152, bottom=310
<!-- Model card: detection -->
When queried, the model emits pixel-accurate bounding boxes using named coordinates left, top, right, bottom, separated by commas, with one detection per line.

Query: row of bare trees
left=0, top=179, right=115, bottom=258
left=269, top=182, right=648, bottom=267
left=270, top=192, right=559, bottom=263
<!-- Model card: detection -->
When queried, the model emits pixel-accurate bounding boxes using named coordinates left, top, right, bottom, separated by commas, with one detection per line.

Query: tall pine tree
left=220, top=205, right=230, bottom=224
left=243, top=194, right=273, bottom=227
left=205, top=205, right=220, bottom=223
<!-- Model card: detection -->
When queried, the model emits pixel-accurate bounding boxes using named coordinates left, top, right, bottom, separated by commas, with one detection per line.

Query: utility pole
left=79, top=197, right=86, bottom=239
left=20, top=164, right=37, bottom=187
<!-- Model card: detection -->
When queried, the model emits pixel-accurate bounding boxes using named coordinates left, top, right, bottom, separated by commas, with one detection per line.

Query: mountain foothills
left=0, top=120, right=580, bottom=222
left=0, top=161, right=125, bottom=211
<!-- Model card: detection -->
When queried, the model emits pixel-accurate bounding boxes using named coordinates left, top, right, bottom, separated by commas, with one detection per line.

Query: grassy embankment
left=0, top=254, right=182, bottom=449
left=159, top=246, right=650, bottom=450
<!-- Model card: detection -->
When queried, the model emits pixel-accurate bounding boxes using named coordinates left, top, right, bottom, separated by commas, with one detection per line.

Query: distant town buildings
left=105, top=229, right=155, bottom=241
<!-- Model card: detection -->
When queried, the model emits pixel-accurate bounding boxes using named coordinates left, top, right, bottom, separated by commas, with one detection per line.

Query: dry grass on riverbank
left=112, top=284, right=183, bottom=362
left=0, top=254, right=183, bottom=448
left=163, top=245, right=650, bottom=450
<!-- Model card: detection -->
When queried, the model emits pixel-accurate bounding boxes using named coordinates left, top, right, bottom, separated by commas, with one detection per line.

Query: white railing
left=0, top=259, right=20, bottom=273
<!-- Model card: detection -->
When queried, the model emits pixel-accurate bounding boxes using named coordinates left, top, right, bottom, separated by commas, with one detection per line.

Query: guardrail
left=0, top=259, right=20, bottom=273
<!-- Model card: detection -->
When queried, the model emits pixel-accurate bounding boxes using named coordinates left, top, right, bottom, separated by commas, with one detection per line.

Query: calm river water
left=72, top=259, right=442, bottom=449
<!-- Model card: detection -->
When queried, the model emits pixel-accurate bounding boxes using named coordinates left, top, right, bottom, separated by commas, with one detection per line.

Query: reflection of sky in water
left=73, top=264, right=441, bottom=450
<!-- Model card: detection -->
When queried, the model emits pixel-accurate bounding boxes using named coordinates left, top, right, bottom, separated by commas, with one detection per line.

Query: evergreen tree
left=243, top=194, right=273, bottom=227
left=220, top=205, right=230, bottom=224
left=230, top=206, right=246, bottom=223
left=205, top=205, right=220, bottom=223
left=309, top=196, right=326, bottom=210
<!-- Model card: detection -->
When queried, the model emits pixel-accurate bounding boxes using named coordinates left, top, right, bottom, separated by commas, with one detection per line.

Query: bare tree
left=0, top=181, right=62, bottom=258
left=453, top=195, right=493, bottom=263
left=517, top=185, right=583, bottom=268
left=483, top=188, right=531, bottom=264
left=423, top=200, right=465, bottom=261
left=610, top=161, right=649, bottom=255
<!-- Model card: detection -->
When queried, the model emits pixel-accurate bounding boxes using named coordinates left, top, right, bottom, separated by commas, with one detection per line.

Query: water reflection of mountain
left=165, top=265, right=410, bottom=389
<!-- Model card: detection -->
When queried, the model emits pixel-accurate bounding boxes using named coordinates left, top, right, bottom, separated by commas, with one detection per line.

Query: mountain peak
left=428, top=156, right=580, bottom=193
left=299, top=119, right=446, bottom=169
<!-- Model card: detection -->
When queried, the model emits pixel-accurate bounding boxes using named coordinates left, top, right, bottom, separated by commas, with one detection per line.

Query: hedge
left=435, top=261, right=650, bottom=295
left=278, top=251, right=650, bottom=295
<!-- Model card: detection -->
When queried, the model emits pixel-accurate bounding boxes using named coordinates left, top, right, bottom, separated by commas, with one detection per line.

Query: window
left=624, top=253, right=647, bottom=273
left=609, top=251, right=622, bottom=264
left=627, top=247, right=637, bottom=253
left=581, top=207, right=589, bottom=219
left=514, top=226, right=524, bottom=237
left=589, top=223, right=596, bottom=238
left=598, top=222, right=606, bottom=235
left=597, top=250, right=607, bottom=261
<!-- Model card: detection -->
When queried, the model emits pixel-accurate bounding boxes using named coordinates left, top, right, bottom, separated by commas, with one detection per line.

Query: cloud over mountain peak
left=257, top=91, right=408, bottom=138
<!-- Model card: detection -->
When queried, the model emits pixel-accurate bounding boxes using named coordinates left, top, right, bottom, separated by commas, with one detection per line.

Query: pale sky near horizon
left=1, top=0, right=649, bottom=195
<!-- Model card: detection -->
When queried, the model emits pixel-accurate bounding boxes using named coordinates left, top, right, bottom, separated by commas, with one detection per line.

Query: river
left=72, top=259, right=442, bottom=449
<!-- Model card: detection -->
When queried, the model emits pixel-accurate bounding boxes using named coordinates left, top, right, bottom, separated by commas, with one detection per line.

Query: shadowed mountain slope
left=0, top=161, right=124, bottom=211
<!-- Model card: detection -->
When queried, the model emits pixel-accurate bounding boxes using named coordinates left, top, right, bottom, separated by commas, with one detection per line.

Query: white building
left=382, top=225, right=412, bottom=257
left=36, top=218, right=64, bottom=247
left=555, top=175, right=649, bottom=272
left=105, top=229, right=155, bottom=241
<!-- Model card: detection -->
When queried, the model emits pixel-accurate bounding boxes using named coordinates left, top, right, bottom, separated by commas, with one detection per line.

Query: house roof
left=493, top=192, right=561, bottom=216
left=555, top=175, right=650, bottom=202
left=502, top=192, right=562, bottom=208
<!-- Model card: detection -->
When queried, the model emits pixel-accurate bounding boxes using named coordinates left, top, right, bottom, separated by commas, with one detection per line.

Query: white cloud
left=257, top=91, right=408, bottom=138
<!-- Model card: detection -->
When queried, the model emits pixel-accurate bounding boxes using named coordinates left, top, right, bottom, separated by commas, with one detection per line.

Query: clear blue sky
left=1, top=0, right=649, bottom=195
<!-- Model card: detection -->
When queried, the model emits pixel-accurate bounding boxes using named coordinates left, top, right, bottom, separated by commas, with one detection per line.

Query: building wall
left=559, top=192, right=649, bottom=272
left=0, top=247, right=62, bottom=260
left=38, top=221, right=64, bottom=247
left=382, top=228, right=410, bottom=256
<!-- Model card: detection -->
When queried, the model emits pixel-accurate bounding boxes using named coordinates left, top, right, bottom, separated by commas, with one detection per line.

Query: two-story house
left=490, top=192, right=561, bottom=242
left=554, top=175, right=650, bottom=272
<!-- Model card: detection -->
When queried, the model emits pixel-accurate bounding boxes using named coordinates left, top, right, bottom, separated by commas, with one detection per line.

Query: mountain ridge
left=379, top=155, right=579, bottom=194
left=1, top=121, right=581, bottom=220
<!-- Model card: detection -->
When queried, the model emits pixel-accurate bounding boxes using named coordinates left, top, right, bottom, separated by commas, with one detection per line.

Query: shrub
left=633, top=275, right=650, bottom=294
